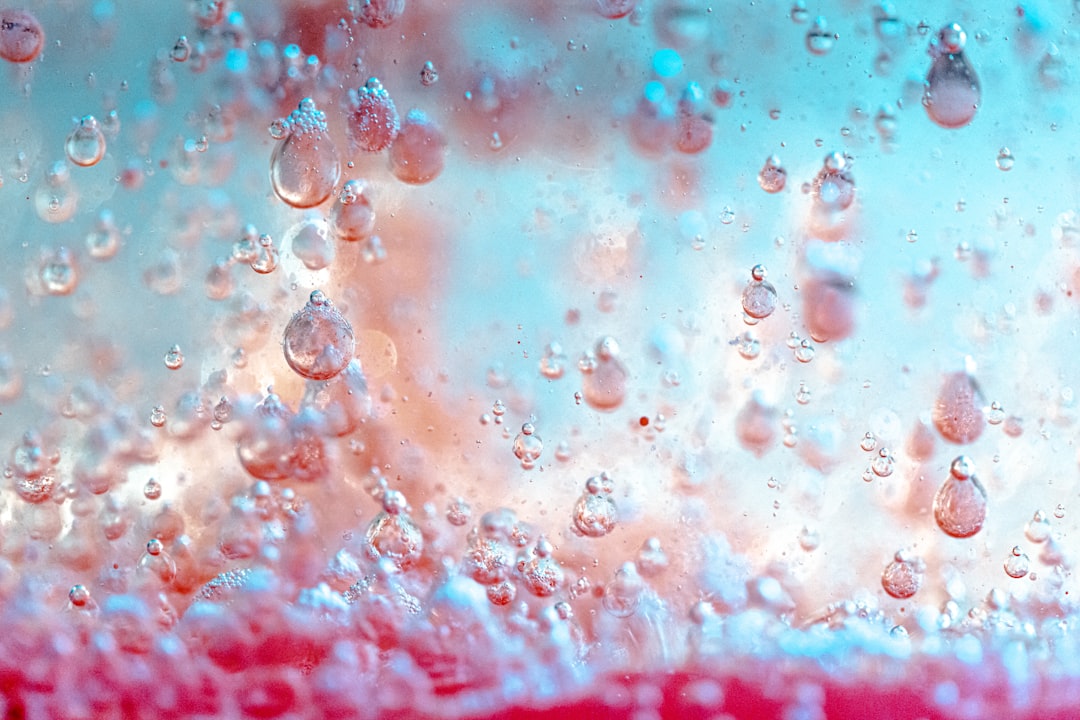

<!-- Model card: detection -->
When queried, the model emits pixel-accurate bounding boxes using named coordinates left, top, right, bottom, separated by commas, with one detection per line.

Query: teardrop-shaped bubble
left=236, top=393, right=294, bottom=481
left=932, top=371, right=984, bottom=444
left=933, top=456, right=988, bottom=538
left=269, top=99, right=341, bottom=209
left=923, top=25, right=980, bottom=129
left=328, top=180, right=376, bottom=243
left=580, top=336, right=628, bottom=412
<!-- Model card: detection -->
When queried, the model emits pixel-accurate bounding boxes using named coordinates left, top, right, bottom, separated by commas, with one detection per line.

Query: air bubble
left=812, top=152, right=855, bottom=211
left=0, top=9, right=44, bottom=63
left=65, top=116, right=106, bottom=167
left=871, top=448, right=894, bottom=477
left=932, top=370, right=984, bottom=444
left=163, top=345, right=184, bottom=370
left=512, top=423, right=543, bottom=470
left=348, top=78, right=400, bottom=153
left=1025, top=510, right=1051, bottom=543
left=805, top=17, right=835, bottom=56
left=596, top=0, right=635, bottom=19
left=933, top=455, right=988, bottom=538
left=881, top=551, right=924, bottom=599
left=996, top=148, right=1014, bottom=171
left=419, top=61, right=439, bottom=86
left=356, top=0, right=405, bottom=28
left=328, top=180, right=376, bottom=243
left=758, top=155, right=787, bottom=193
left=171, top=35, right=190, bottom=62
left=923, top=24, right=980, bottom=129
left=741, top=265, right=777, bottom=321
left=143, top=479, right=162, bottom=500
left=602, top=562, right=643, bottom=618
left=282, top=291, right=355, bottom=381
left=794, top=339, right=815, bottom=363
left=446, top=497, right=471, bottom=527
left=571, top=472, right=617, bottom=537
left=388, top=109, right=447, bottom=185
left=579, top=337, right=628, bottom=412
left=86, top=210, right=121, bottom=260
left=1004, top=546, right=1030, bottom=579
left=269, top=98, right=341, bottom=209
left=364, top=490, right=423, bottom=571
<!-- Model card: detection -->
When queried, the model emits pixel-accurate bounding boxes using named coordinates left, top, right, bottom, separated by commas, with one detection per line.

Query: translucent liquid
left=0, top=2, right=1078, bottom=719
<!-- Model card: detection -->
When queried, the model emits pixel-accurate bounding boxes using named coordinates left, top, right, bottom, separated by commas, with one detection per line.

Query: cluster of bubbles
left=0, top=0, right=1078, bottom=717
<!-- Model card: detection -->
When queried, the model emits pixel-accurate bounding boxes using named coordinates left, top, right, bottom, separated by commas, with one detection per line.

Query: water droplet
left=512, top=422, right=543, bottom=470
left=1004, top=546, right=1030, bottom=579
left=149, top=405, right=167, bottom=428
left=860, top=432, right=877, bottom=452
left=282, top=291, right=356, bottom=381
left=757, top=155, right=787, bottom=193
left=906, top=229, right=919, bottom=243
left=1054, top=503, right=1066, bottom=519
left=987, top=401, right=1005, bottom=425
left=881, top=550, right=925, bottom=598
left=65, top=115, right=106, bottom=167
left=933, top=456, right=988, bottom=538
left=923, top=24, right=980, bottom=129
left=163, top=344, right=184, bottom=370
left=719, top=206, right=735, bottom=225
left=269, top=98, right=341, bottom=208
